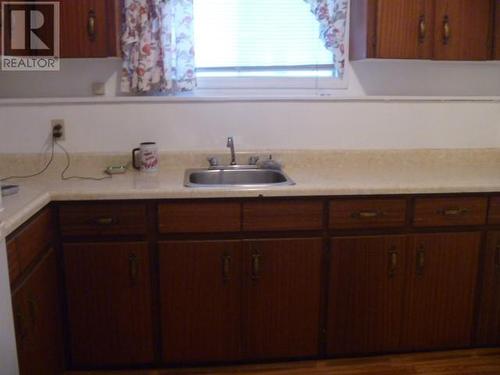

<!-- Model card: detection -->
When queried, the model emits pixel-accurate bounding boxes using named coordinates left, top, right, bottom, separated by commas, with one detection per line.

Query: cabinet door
left=13, top=248, right=64, bottom=375
left=59, top=0, right=114, bottom=58
left=159, top=241, right=242, bottom=364
left=476, top=231, right=500, bottom=345
left=375, top=0, right=434, bottom=59
left=63, top=242, right=154, bottom=367
left=402, top=232, right=480, bottom=350
left=434, top=0, right=494, bottom=60
left=327, top=235, right=407, bottom=356
left=244, top=238, right=323, bottom=360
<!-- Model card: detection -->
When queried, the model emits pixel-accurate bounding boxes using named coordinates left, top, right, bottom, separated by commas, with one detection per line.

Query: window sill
left=0, top=95, right=500, bottom=106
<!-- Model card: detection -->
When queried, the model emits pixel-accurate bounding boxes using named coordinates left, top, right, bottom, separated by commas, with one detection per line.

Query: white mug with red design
left=132, top=142, right=159, bottom=172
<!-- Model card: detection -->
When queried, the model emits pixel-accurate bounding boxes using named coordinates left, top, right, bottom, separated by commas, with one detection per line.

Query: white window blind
left=193, top=0, right=335, bottom=77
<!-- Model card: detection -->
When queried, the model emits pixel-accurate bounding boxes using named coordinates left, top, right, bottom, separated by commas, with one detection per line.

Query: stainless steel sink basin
left=184, top=166, right=295, bottom=188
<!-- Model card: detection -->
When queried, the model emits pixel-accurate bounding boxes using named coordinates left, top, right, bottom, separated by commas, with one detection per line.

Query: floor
left=67, top=348, right=500, bottom=375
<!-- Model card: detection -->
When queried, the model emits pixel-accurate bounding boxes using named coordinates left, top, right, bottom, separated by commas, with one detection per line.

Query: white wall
left=1, top=59, right=500, bottom=153
left=1, top=99, right=499, bottom=153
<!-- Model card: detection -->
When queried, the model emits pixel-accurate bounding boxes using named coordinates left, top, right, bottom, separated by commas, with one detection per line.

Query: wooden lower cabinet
left=12, top=248, right=64, bottom=375
left=476, top=231, right=500, bottom=345
left=244, top=238, right=323, bottom=360
left=159, top=238, right=323, bottom=363
left=402, top=232, right=481, bottom=350
left=327, top=235, right=407, bottom=356
left=159, top=241, right=243, bottom=364
left=63, top=242, right=154, bottom=367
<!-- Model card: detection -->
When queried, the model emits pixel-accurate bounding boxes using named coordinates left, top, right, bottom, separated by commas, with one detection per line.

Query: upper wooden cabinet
left=495, top=0, right=500, bottom=59
left=350, top=0, right=495, bottom=60
left=59, top=0, right=120, bottom=58
left=433, top=0, right=494, bottom=60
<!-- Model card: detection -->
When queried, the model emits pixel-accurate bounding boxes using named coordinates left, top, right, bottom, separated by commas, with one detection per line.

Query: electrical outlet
left=51, top=119, right=65, bottom=141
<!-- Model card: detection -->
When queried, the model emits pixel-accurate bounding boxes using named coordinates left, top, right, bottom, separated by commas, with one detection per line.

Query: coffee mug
left=132, top=142, right=159, bottom=172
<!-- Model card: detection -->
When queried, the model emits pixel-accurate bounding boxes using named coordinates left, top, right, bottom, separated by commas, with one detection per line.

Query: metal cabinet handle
left=88, top=10, right=96, bottom=41
left=388, top=248, right=398, bottom=278
left=418, top=15, right=426, bottom=44
left=222, top=253, right=231, bottom=283
left=495, top=243, right=500, bottom=273
left=27, top=298, right=37, bottom=330
left=351, top=211, right=382, bottom=219
left=251, top=252, right=261, bottom=281
left=129, top=254, right=138, bottom=285
left=93, top=217, right=117, bottom=225
left=439, top=208, right=469, bottom=216
left=14, top=311, right=27, bottom=346
left=442, top=15, right=450, bottom=45
left=416, top=245, right=425, bottom=276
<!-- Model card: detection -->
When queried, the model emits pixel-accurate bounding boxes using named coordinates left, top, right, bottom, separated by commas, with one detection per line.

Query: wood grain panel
left=496, top=0, right=500, bottom=59
left=330, top=198, right=407, bottom=229
left=15, top=207, right=53, bottom=273
left=13, top=249, right=64, bottom=375
left=327, top=235, right=407, bottom=356
left=159, top=241, right=242, bottom=364
left=59, top=0, right=110, bottom=58
left=349, top=0, right=377, bottom=60
left=476, top=231, right=500, bottom=346
left=59, top=202, right=147, bottom=236
left=402, top=232, right=480, bottom=350
left=433, top=0, right=494, bottom=60
left=413, top=197, right=487, bottom=227
left=6, top=240, right=20, bottom=285
left=64, top=242, right=154, bottom=367
left=244, top=238, right=323, bottom=360
left=243, top=200, right=323, bottom=232
left=488, top=196, right=500, bottom=224
left=158, top=202, right=241, bottom=233
left=376, top=0, right=434, bottom=59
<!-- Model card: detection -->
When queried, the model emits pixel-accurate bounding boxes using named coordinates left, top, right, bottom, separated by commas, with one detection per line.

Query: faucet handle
left=207, top=156, right=219, bottom=167
left=248, top=156, right=260, bottom=165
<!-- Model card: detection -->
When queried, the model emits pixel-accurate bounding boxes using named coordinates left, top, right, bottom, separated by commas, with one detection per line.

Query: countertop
left=2, top=149, right=500, bottom=237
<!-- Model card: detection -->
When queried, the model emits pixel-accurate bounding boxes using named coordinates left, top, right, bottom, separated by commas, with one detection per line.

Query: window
left=192, top=0, right=348, bottom=91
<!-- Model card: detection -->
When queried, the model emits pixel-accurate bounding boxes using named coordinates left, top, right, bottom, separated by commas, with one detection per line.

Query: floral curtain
left=121, top=0, right=196, bottom=94
left=304, top=0, right=349, bottom=78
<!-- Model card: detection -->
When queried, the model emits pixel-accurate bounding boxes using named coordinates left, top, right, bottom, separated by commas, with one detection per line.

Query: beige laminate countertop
left=2, top=149, right=500, bottom=237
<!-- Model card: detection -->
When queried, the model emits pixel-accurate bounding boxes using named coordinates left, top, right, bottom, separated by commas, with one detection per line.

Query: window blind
left=193, top=0, right=333, bottom=71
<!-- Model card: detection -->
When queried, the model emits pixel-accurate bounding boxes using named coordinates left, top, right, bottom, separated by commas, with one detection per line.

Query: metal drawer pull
left=388, top=248, right=397, bottom=278
left=252, top=253, right=261, bottom=281
left=28, top=298, right=37, bottom=330
left=418, top=15, right=426, bottom=43
left=417, top=246, right=425, bottom=276
left=495, top=243, right=500, bottom=272
left=439, top=208, right=469, bottom=216
left=442, top=15, right=450, bottom=45
left=93, top=217, right=117, bottom=225
left=222, top=253, right=231, bottom=283
left=88, top=10, right=96, bottom=41
left=129, top=254, right=138, bottom=285
left=352, top=211, right=382, bottom=219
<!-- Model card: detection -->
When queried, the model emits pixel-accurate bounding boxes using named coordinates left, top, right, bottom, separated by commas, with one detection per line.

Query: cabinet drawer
left=59, top=203, right=147, bottom=236
left=329, top=198, right=407, bottom=229
left=7, top=207, right=53, bottom=284
left=158, top=202, right=241, bottom=233
left=243, top=200, right=323, bottom=232
left=413, top=197, right=487, bottom=227
left=488, top=196, right=500, bottom=224
left=6, top=240, right=20, bottom=283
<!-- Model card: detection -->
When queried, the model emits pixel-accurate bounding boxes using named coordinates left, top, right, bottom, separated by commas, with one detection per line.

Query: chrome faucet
left=227, top=137, right=237, bottom=165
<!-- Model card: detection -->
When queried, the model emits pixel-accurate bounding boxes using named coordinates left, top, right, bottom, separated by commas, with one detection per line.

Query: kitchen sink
left=184, top=166, right=295, bottom=188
